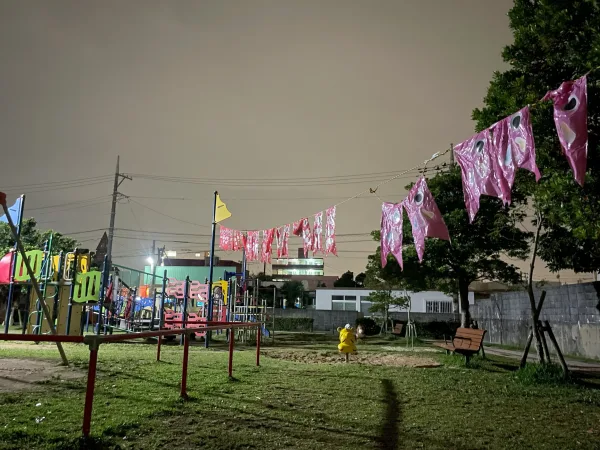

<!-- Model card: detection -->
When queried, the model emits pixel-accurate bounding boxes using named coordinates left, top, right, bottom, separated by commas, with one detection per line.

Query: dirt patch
left=263, top=350, right=441, bottom=368
left=0, top=358, right=85, bottom=393
left=0, top=342, right=60, bottom=351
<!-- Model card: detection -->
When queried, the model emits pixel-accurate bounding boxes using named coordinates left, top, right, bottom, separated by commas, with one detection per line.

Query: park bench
left=435, top=327, right=486, bottom=364
left=391, top=323, right=404, bottom=337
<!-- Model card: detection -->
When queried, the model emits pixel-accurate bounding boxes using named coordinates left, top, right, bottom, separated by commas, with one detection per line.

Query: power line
left=27, top=199, right=112, bottom=216
left=125, top=166, right=441, bottom=183
left=2, top=177, right=113, bottom=195
left=128, top=199, right=211, bottom=229
left=126, top=167, right=444, bottom=188
left=1, top=174, right=112, bottom=190
left=35, top=212, right=112, bottom=226
left=26, top=195, right=111, bottom=211
left=128, top=195, right=195, bottom=201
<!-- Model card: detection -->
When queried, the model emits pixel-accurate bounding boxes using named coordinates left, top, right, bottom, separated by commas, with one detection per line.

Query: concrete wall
left=274, top=308, right=460, bottom=332
left=274, top=308, right=361, bottom=332
left=472, top=282, right=600, bottom=359
left=388, top=312, right=460, bottom=323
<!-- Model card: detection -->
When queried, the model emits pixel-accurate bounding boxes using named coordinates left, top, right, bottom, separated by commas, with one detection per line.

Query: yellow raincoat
left=337, top=326, right=357, bottom=354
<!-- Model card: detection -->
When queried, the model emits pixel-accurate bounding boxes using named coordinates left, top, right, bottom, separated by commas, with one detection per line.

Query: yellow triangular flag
left=215, top=194, right=232, bottom=223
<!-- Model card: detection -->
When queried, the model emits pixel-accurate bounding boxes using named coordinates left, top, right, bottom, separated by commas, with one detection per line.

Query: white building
left=314, top=288, right=475, bottom=314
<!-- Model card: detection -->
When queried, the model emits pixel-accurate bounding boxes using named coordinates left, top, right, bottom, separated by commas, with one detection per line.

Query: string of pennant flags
left=217, top=73, right=591, bottom=268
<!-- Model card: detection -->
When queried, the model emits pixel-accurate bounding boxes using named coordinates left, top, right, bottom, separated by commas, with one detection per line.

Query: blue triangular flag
left=0, top=197, right=22, bottom=225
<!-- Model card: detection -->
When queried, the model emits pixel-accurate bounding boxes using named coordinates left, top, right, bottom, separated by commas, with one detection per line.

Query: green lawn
left=1, top=333, right=599, bottom=449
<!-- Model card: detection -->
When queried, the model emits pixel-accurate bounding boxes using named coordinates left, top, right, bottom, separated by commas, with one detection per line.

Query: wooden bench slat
left=454, top=328, right=485, bottom=338
left=435, top=328, right=487, bottom=364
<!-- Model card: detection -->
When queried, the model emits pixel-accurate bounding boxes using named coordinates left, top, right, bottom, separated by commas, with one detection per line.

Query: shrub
left=515, top=363, right=570, bottom=386
left=413, top=321, right=460, bottom=339
left=355, top=317, right=380, bottom=336
left=273, top=317, right=313, bottom=332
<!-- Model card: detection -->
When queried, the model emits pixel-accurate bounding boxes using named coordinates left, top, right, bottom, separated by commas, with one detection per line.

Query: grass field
left=1, top=333, right=600, bottom=449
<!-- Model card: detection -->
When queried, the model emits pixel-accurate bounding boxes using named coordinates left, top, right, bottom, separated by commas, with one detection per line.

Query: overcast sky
left=2, top=0, right=587, bottom=283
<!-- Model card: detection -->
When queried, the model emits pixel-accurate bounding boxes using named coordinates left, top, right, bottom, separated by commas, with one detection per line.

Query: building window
left=331, top=295, right=356, bottom=311
left=332, top=301, right=345, bottom=311
left=426, top=301, right=452, bottom=313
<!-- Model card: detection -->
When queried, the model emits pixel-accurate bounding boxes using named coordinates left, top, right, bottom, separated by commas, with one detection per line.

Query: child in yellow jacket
left=337, top=324, right=357, bottom=362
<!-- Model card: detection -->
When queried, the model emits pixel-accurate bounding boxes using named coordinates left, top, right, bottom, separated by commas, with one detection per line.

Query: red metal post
left=156, top=335, right=162, bottom=362
left=228, top=328, right=234, bottom=378
left=82, top=347, right=99, bottom=437
left=180, top=332, right=190, bottom=399
left=256, top=325, right=261, bottom=367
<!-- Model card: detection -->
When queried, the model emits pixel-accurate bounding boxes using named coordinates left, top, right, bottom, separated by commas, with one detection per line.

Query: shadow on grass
left=377, top=379, right=401, bottom=450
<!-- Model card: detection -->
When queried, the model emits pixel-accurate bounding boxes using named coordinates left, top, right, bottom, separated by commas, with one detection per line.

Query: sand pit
left=263, top=350, right=441, bottom=368
left=0, top=358, right=85, bottom=393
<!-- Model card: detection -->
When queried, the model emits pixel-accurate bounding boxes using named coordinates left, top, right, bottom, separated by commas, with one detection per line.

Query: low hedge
left=273, top=317, right=314, bottom=332
left=355, top=317, right=381, bottom=336
left=412, top=320, right=460, bottom=339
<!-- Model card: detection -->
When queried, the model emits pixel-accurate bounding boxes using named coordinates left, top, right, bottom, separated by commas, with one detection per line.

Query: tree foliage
left=367, top=290, right=409, bottom=314
left=367, top=168, right=531, bottom=326
left=0, top=219, right=78, bottom=256
left=367, top=290, right=410, bottom=334
left=333, top=270, right=366, bottom=288
left=472, top=0, right=600, bottom=273
left=279, top=280, right=305, bottom=308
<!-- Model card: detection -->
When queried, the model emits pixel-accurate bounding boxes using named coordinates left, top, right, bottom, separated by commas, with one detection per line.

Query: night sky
left=2, top=1, right=588, bottom=283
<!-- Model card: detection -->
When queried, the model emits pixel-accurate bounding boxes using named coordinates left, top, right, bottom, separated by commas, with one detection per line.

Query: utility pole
left=449, top=143, right=455, bottom=167
left=106, top=155, right=131, bottom=282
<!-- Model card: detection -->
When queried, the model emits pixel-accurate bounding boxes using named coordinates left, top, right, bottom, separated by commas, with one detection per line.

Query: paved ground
left=483, top=346, right=600, bottom=373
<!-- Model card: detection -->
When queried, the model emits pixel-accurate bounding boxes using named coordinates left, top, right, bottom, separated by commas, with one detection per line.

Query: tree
left=279, top=280, right=305, bottom=308
left=472, top=0, right=600, bottom=365
left=0, top=219, right=78, bottom=256
left=334, top=270, right=357, bottom=287
left=354, top=272, right=366, bottom=287
left=367, top=168, right=532, bottom=327
left=367, top=290, right=410, bottom=334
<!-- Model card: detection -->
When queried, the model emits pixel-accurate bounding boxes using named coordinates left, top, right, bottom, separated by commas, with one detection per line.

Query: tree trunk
left=452, top=292, right=459, bottom=314
left=384, top=307, right=389, bottom=334
left=527, top=287, right=545, bottom=363
left=523, top=214, right=546, bottom=364
left=458, top=278, right=471, bottom=328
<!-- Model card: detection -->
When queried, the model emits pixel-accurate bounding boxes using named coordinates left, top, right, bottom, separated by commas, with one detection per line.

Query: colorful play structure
left=0, top=240, right=273, bottom=342
left=0, top=191, right=264, bottom=438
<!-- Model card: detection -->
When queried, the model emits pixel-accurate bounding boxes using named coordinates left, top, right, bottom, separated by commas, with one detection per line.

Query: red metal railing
left=0, top=321, right=262, bottom=438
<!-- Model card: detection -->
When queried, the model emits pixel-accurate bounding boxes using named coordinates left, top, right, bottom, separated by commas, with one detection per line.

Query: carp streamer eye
left=474, top=140, right=485, bottom=154
left=414, top=191, right=424, bottom=205
left=511, top=114, right=521, bottom=129
left=564, top=95, right=578, bottom=111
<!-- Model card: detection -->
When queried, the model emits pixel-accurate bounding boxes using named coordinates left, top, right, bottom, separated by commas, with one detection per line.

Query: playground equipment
left=228, top=276, right=274, bottom=343
left=0, top=320, right=262, bottom=437
left=0, top=189, right=271, bottom=346
left=0, top=242, right=103, bottom=337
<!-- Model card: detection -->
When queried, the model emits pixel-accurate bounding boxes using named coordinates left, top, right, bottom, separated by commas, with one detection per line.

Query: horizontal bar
left=112, top=264, right=165, bottom=280
left=0, top=334, right=85, bottom=343
left=91, top=323, right=261, bottom=344
left=163, top=320, right=254, bottom=325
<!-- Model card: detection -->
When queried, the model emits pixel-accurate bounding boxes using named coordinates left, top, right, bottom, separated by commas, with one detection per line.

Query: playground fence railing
left=0, top=321, right=262, bottom=439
